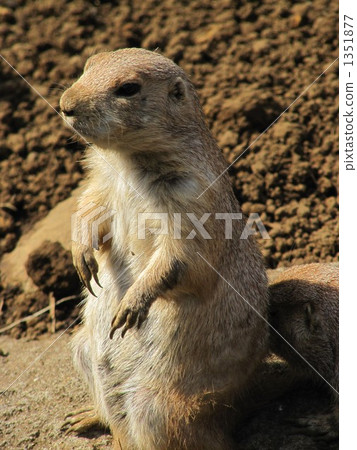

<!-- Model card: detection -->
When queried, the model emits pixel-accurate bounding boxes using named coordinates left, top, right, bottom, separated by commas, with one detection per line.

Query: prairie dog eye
left=114, top=83, right=141, bottom=97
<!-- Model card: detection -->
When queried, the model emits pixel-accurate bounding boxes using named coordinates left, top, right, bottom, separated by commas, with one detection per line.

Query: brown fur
left=269, top=263, right=338, bottom=392
left=60, top=48, right=269, bottom=449
left=269, top=263, right=339, bottom=439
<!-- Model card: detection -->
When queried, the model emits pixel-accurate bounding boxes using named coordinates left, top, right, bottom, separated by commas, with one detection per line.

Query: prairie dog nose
left=59, top=90, right=78, bottom=117
left=61, top=107, right=75, bottom=117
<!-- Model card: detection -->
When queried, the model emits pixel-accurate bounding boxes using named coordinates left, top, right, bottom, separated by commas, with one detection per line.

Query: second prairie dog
left=268, top=263, right=338, bottom=439
left=269, top=263, right=338, bottom=393
left=60, top=48, right=269, bottom=449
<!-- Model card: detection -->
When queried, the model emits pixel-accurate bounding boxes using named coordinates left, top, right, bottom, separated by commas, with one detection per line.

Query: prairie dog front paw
left=110, top=295, right=150, bottom=339
left=72, top=241, right=102, bottom=296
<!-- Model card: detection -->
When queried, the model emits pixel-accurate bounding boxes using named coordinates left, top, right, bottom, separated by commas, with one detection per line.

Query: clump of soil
left=0, top=241, right=81, bottom=338
left=0, top=0, right=338, bottom=337
left=25, top=240, right=80, bottom=299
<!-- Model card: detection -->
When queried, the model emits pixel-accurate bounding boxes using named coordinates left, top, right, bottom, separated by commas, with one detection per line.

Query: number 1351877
left=344, top=15, right=354, bottom=66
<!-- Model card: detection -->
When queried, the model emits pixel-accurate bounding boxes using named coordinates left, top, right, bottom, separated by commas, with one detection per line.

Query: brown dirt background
left=0, top=0, right=338, bottom=448
left=0, top=0, right=339, bottom=337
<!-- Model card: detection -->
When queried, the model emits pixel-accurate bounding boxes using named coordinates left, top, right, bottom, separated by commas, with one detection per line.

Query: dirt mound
left=1, top=240, right=81, bottom=338
left=25, top=240, right=80, bottom=298
left=0, top=0, right=338, bottom=337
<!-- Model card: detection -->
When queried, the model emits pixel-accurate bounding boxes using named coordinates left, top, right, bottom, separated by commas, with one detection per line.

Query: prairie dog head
left=59, top=48, right=200, bottom=150
left=268, top=264, right=339, bottom=375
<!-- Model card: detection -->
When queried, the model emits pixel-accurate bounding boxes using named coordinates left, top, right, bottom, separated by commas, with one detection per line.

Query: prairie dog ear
left=304, top=302, right=319, bottom=331
left=169, top=77, right=187, bottom=101
left=84, top=52, right=106, bottom=72
left=84, top=55, right=96, bottom=72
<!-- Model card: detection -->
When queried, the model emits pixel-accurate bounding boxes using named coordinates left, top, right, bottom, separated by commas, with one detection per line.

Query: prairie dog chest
left=90, top=148, right=201, bottom=268
left=100, top=167, right=161, bottom=266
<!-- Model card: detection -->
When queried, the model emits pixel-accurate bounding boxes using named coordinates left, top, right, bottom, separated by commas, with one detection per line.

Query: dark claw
left=77, top=253, right=98, bottom=297
left=110, top=309, right=140, bottom=339
left=76, top=266, right=97, bottom=297
left=86, top=280, right=97, bottom=297
left=111, top=309, right=127, bottom=329
left=109, top=327, right=116, bottom=340
left=137, top=311, right=147, bottom=329
left=121, top=312, right=137, bottom=337
left=84, top=251, right=102, bottom=289
left=93, top=270, right=103, bottom=288
left=77, top=270, right=85, bottom=287
left=109, top=316, right=121, bottom=340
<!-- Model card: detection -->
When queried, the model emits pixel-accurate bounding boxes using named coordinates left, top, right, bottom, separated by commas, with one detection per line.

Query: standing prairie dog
left=60, top=48, right=269, bottom=449
left=269, top=263, right=338, bottom=439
